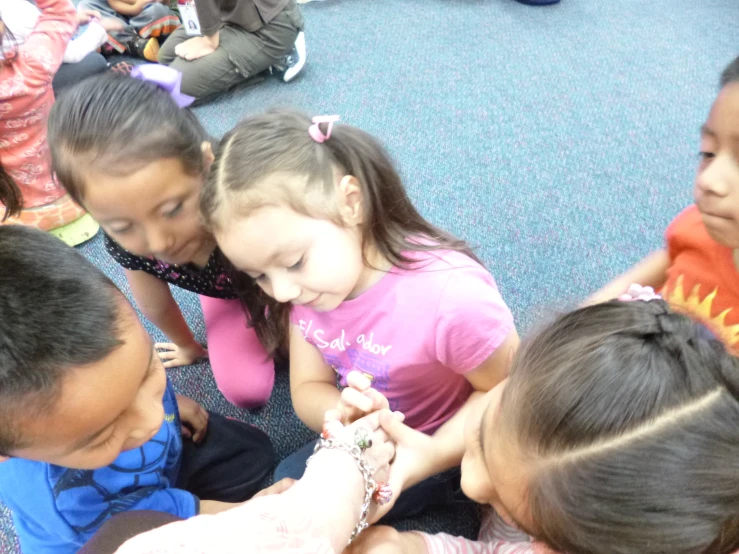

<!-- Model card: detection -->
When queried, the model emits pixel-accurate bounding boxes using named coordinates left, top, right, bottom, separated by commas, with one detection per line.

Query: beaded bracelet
left=307, top=436, right=377, bottom=544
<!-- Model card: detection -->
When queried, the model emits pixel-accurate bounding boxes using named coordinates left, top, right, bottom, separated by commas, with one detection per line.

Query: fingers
left=363, top=387, right=390, bottom=412
left=180, top=425, right=192, bottom=439
left=191, top=406, right=209, bottom=442
left=340, top=386, right=374, bottom=414
left=346, top=370, right=372, bottom=392
left=155, top=342, right=177, bottom=351
left=162, top=359, right=184, bottom=369
left=379, top=410, right=409, bottom=441
left=323, top=408, right=343, bottom=423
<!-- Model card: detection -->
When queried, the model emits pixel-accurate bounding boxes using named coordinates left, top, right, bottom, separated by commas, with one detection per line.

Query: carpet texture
left=1, top=0, right=737, bottom=551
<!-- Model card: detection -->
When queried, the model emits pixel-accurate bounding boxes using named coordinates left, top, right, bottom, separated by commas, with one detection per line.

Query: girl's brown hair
left=201, top=108, right=479, bottom=356
left=0, top=159, right=22, bottom=221
left=501, top=300, right=739, bottom=554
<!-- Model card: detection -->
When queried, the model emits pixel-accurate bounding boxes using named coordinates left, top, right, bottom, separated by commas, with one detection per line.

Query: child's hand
left=175, top=35, right=218, bottom=61
left=100, top=17, right=126, bottom=32
left=156, top=341, right=208, bottom=368
left=369, top=410, right=438, bottom=522
left=345, top=527, right=427, bottom=554
left=77, top=9, right=101, bottom=25
left=252, top=478, right=297, bottom=499
left=326, top=371, right=390, bottom=426
left=175, top=394, right=209, bottom=442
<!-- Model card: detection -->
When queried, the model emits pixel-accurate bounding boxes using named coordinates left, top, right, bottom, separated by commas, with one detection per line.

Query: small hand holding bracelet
left=307, top=421, right=393, bottom=544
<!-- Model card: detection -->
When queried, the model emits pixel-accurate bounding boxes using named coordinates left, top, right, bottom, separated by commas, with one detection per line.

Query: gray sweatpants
left=158, top=1, right=303, bottom=100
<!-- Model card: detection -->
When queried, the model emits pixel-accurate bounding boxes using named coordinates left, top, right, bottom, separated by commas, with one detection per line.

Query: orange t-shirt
left=662, top=204, right=739, bottom=353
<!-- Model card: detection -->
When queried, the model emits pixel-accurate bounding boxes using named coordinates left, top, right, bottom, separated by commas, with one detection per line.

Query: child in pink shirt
left=0, top=0, right=94, bottom=243
left=200, top=109, right=519, bottom=521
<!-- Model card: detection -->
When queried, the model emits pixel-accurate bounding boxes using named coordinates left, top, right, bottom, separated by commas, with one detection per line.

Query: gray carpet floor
left=1, top=0, right=737, bottom=551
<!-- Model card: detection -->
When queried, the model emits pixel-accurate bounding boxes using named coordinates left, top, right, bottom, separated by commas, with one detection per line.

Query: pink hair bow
left=131, top=64, right=195, bottom=108
left=309, top=115, right=340, bottom=143
left=619, top=284, right=662, bottom=302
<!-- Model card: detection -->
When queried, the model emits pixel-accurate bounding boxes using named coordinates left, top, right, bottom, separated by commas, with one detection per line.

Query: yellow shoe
left=128, top=37, right=160, bottom=62
left=48, top=213, right=100, bottom=246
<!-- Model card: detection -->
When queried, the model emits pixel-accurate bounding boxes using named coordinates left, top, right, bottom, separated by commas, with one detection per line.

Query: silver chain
left=307, top=437, right=377, bottom=545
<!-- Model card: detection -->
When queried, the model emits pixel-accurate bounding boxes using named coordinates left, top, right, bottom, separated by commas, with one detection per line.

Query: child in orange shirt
left=588, top=56, right=739, bottom=353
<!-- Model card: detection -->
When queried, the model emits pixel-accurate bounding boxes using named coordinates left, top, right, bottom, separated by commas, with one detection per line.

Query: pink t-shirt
left=291, top=249, right=514, bottom=434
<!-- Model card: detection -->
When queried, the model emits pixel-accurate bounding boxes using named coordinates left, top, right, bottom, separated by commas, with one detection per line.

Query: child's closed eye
left=288, top=256, right=304, bottom=271
left=699, top=151, right=716, bottom=161
left=163, top=202, right=183, bottom=218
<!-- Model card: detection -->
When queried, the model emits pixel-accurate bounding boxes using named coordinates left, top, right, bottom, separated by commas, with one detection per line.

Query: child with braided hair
left=350, top=295, right=739, bottom=554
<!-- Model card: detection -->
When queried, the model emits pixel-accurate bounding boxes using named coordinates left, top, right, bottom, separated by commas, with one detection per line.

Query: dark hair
left=0, top=159, right=22, bottom=220
left=720, top=55, right=739, bottom=88
left=501, top=300, right=739, bottom=554
left=47, top=74, right=209, bottom=205
left=0, top=226, right=124, bottom=454
left=200, top=108, right=479, bottom=356
left=0, top=19, right=18, bottom=62
left=0, top=19, right=22, bottom=220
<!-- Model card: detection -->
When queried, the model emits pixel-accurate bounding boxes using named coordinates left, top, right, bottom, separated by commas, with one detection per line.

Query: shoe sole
left=143, top=38, right=160, bottom=62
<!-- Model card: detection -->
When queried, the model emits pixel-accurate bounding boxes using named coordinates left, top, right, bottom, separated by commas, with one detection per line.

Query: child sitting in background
left=0, top=0, right=97, bottom=244
left=158, top=0, right=304, bottom=101
left=588, top=55, right=739, bottom=354
left=200, top=109, right=519, bottom=520
left=349, top=297, right=739, bottom=554
left=0, top=225, right=275, bottom=554
left=0, top=0, right=117, bottom=95
left=77, top=0, right=180, bottom=61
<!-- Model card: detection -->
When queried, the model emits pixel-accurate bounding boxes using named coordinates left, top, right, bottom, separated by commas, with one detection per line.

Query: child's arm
left=16, top=0, right=77, bottom=85
left=289, top=323, right=342, bottom=433
left=125, top=270, right=208, bottom=368
left=585, top=250, right=670, bottom=305
left=62, top=20, right=108, bottom=63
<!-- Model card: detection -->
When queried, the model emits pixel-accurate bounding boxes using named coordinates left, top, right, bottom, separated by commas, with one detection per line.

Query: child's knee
left=217, top=370, right=275, bottom=410
left=142, top=2, right=172, bottom=18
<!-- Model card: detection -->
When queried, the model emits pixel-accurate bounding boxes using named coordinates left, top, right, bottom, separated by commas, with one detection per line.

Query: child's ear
left=201, top=141, right=215, bottom=169
left=337, top=175, right=363, bottom=225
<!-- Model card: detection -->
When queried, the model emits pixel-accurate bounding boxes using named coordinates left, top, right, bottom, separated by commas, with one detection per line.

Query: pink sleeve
left=435, top=267, right=515, bottom=373
left=419, top=511, right=553, bottom=554
left=115, top=496, right=334, bottom=554
left=15, top=0, right=76, bottom=86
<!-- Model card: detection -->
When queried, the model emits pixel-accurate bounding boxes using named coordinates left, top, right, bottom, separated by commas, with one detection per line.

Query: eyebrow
left=68, top=347, right=155, bottom=452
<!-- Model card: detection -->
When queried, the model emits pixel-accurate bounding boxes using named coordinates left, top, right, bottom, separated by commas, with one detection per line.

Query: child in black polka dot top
left=47, top=73, right=276, bottom=409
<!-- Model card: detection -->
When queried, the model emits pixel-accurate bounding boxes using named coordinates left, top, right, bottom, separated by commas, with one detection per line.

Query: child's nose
left=271, top=276, right=300, bottom=303
left=697, top=155, right=731, bottom=197
left=146, top=228, right=175, bottom=257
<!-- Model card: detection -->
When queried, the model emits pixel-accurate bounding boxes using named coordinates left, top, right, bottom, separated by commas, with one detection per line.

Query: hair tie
left=619, top=284, right=662, bottom=303
left=309, top=115, right=340, bottom=143
left=130, top=64, right=195, bottom=108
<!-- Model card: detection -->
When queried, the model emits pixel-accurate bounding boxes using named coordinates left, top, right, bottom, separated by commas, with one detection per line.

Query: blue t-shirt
left=0, top=379, right=198, bottom=553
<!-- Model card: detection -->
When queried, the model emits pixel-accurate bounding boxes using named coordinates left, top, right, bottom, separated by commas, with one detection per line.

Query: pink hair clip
left=309, top=115, right=340, bottom=143
left=618, top=284, right=662, bottom=302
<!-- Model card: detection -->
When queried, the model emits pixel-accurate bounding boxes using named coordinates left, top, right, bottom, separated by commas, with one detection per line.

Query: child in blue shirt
left=0, top=225, right=275, bottom=554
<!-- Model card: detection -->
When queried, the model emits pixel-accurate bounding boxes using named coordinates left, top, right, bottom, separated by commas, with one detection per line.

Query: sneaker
left=273, top=31, right=306, bottom=83
left=127, top=37, right=159, bottom=62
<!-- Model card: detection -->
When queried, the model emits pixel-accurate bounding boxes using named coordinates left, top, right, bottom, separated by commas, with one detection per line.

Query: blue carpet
left=1, top=0, right=737, bottom=551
